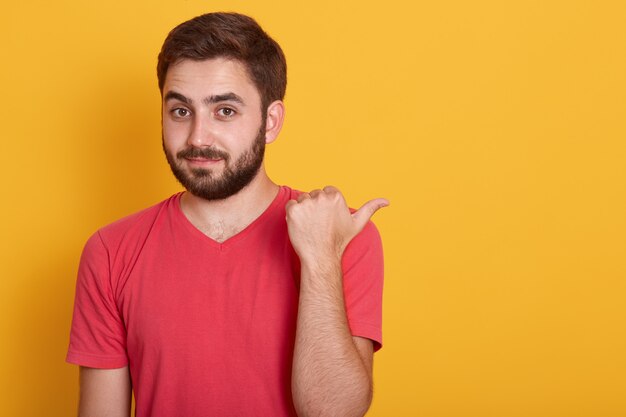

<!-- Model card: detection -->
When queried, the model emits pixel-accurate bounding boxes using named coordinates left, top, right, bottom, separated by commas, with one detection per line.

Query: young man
left=66, top=12, right=387, bottom=417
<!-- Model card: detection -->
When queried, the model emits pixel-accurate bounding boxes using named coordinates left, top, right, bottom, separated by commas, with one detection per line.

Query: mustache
left=177, top=147, right=230, bottom=161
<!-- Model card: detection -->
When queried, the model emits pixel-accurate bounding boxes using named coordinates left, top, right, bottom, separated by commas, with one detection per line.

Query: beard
left=163, top=124, right=266, bottom=201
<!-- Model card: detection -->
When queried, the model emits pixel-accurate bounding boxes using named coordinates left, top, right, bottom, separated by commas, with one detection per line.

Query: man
left=66, top=12, right=387, bottom=417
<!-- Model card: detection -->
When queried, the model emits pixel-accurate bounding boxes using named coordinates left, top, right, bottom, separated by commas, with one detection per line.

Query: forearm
left=291, top=258, right=372, bottom=417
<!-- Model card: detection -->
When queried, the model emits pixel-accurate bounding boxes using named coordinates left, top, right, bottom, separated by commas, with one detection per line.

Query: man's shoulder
left=282, top=185, right=300, bottom=199
left=94, top=193, right=181, bottom=247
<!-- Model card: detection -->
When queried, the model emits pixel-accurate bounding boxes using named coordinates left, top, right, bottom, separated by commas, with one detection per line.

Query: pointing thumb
left=352, top=198, right=389, bottom=231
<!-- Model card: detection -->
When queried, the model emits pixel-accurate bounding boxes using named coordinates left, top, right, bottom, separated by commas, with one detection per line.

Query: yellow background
left=1, top=0, right=625, bottom=415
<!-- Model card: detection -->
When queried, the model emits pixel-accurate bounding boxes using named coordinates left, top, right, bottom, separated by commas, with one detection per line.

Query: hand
left=285, top=186, right=388, bottom=264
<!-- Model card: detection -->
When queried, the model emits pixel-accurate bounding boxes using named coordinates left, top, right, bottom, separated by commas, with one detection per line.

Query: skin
left=78, top=366, right=131, bottom=416
left=77, top=57, right=388, bottom=417
left=288, top=187, right=388, bottom=417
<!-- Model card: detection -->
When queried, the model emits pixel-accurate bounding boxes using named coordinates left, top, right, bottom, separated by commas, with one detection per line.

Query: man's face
left=161, top=58, right=267, bottom=200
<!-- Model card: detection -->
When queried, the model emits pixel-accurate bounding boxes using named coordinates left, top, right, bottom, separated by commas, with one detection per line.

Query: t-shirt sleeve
left=342, top=220, right=384, bottom=351
left=66, top=231, right=128, bottom=368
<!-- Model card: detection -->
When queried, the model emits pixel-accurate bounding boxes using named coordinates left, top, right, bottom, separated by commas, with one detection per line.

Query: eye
left=216, top=107, right=236, bottom=118
left=171, top=108, right=191, bottom=118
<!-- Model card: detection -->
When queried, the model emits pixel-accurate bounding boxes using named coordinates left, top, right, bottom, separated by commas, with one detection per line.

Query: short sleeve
left=342, top=220, right=384, bottom=351
left=66, top=231, right=128, bottom=368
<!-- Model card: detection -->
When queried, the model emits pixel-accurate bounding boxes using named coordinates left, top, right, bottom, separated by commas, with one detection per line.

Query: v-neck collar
left=172, top=186, right=289, bottom=250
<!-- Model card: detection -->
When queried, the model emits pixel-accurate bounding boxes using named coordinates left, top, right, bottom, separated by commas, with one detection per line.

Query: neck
left=179, top=166, right=279, bottom=242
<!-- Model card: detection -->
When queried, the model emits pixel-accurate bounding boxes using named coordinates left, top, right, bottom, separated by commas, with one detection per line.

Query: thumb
left=352, top=198, right=389, bottom=231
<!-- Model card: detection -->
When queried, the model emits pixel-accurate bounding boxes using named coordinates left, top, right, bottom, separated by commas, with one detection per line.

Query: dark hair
left=157, top=12, right=287, bottom=111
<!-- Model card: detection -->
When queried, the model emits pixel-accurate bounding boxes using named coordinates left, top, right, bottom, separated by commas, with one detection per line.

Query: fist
left=285, top=186, right=388, bottom=264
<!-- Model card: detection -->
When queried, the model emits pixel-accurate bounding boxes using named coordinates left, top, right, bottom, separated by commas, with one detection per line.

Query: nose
left=187, top=114, right=217, bottom=148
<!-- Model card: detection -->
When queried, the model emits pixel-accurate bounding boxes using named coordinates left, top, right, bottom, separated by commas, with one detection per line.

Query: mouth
left=184, top=157, right=223, bottom=167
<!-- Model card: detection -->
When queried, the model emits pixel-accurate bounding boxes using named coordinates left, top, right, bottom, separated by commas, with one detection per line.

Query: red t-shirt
left=66, top=186, right=384, bottom=416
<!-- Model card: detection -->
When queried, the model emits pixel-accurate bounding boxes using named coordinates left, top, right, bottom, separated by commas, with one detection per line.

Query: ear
left=264, top=100, right=285, bottom=144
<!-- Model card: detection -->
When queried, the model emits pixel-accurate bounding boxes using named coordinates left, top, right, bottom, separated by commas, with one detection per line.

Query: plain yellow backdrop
left=2, top=0, right=625, bottom=416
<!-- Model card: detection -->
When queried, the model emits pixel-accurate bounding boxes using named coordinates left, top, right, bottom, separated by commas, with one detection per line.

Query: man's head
left=157, top=12, right=287, bottom=113
left=158, top=13, right=287, bottom=201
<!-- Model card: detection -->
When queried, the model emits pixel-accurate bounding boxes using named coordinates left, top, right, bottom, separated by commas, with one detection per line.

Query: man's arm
left=292, top=260, right=375, bottom=417
left=286, top=186, right=387, bottom=417
left=78, top=366, right=132, bottom=417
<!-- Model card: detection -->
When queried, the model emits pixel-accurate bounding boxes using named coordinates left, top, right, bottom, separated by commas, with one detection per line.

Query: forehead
left=163, top=58, right=260, bottom=104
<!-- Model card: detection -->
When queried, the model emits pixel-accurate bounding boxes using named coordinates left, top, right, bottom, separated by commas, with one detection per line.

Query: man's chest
left=116, top=228, right=301, bottom=361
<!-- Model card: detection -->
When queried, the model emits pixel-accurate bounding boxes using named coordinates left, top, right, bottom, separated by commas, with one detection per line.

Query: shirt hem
left=349, top=321, right=383, bottom=351
left=66, top=350, right=129, bottom=369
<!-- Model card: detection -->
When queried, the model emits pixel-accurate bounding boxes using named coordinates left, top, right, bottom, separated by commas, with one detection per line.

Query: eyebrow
left=164, top=91, right=245, bottom=106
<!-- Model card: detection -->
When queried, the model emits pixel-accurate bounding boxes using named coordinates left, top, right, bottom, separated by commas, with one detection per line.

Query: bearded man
left=66, top=12, right=387, bottom=417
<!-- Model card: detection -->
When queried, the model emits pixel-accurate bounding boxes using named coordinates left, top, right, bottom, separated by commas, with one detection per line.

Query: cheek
left=162, top=119, right=186, bottom=143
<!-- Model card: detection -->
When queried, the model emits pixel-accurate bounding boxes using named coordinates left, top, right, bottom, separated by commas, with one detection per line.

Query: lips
left=186, top=157, right=221, bottom=162
left=185, top=157, right=223, bottom=166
